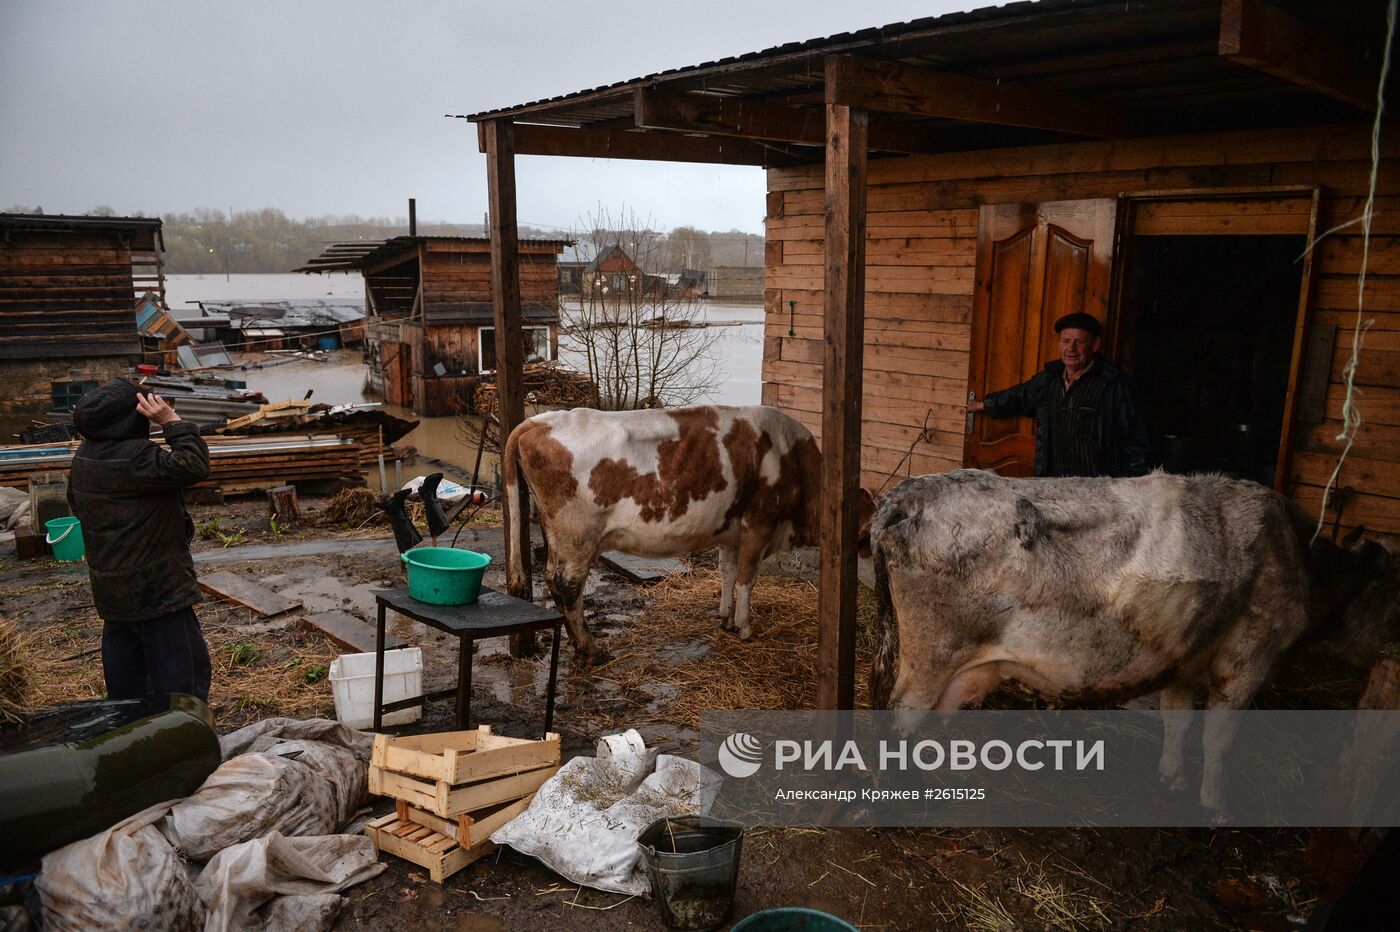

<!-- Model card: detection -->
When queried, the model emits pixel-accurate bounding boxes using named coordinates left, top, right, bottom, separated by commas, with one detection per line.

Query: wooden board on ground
left=365, top=813, right=497, bottom=883
left=601, top=550, right=685, bottom=584
left=301, top=610, right=404, bottom=653
left=198, top=570, right=302, bottom=617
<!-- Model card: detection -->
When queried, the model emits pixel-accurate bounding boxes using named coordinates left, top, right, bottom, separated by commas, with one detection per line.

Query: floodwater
left=182, top=274, right=765, bottom=487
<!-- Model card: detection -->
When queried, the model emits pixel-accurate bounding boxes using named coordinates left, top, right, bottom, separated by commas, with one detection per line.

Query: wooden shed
left=0, top=213, right=165, bottom=427
left=297, top=235, right=570, bottom=417
left=461, top=0, right=1396, bottom=707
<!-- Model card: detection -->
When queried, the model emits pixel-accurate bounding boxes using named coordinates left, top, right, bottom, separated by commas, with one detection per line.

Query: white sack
left=195, top=831, right=384, bottom=932
left=0, top=487, right=28, bottom=531
left=162, top=753, right=337, bottom=862
left=219, top=718, right=373, bottom=762
left=37, top=801, right=203, bottom=932
left=267, top=739, right=366, bottom=827
left=491, top=746, right=722, bottom=896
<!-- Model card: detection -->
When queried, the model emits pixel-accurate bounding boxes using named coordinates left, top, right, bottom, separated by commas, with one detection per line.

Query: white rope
left=1313, top=0, right=1396, bottom=543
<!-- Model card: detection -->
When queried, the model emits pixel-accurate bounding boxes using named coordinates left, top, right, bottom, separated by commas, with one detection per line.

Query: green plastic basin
left=400, top=547, right=491, bottom=605
left=731, top=908, right=859, bottom=932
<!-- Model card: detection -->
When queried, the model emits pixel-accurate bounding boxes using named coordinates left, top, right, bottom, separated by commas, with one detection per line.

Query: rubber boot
left=381, top=488, right=422, bottom=553
left=419, top=473, right=451, bottom=541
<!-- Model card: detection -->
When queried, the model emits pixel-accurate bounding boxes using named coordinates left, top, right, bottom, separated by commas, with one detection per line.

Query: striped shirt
left=1046, top=360, right=1113, bottom=477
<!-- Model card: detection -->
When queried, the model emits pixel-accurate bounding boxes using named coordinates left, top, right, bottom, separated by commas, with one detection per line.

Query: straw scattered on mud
left=591, top=565, right=878, bottom=727
left=20, top=599, right=338, bottom=729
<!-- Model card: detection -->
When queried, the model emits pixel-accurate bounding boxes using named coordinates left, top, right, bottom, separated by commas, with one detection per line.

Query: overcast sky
left=0, top=0, right=978, bottom=235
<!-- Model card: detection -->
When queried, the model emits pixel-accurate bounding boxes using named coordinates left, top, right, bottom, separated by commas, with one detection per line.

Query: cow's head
left=1313, top=528, right=1400, bottom=668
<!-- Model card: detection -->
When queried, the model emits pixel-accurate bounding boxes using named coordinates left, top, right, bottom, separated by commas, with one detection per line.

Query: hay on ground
left=0, top=620, right=31, bottom=723
left=589, top=566, right=877, bottom=727
left=19, top=600, right=339, bottom=730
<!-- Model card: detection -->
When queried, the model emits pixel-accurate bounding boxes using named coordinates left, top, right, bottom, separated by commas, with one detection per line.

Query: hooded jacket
left=67, top=379, right=211, bottom=622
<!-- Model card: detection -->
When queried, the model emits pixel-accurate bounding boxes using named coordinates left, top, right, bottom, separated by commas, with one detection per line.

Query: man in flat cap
left=67, top=379, right=213, bottom=703
left=969, top=312, right=1150, bottom=477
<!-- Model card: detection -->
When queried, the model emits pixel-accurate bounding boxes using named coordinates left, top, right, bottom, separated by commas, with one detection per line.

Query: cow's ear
left=1342, top=525, right=1367, bottom=547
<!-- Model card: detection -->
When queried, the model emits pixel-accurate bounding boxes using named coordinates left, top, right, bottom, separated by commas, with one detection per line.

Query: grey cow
left=868, top=469, right=1400, bottom=816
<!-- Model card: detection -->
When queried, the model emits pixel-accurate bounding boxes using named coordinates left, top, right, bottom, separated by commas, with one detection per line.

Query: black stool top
left=373, top=586, right=561, bottom=636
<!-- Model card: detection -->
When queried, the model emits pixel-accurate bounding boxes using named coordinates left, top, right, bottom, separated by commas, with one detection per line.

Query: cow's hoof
left=737, top=627, right=752, bottom=641
left=582, top=647, right=614, bottom=667
left=1159, top=771, right=1187, bottom=793
left=718, top=617, right=737, bottom=632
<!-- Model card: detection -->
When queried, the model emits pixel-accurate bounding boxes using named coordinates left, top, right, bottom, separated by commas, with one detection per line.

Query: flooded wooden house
left=0, top=213, right=165, bottom=431
left=462, top=0, right=1397, bottom=708
left=296, top=234, right=571, bottom=417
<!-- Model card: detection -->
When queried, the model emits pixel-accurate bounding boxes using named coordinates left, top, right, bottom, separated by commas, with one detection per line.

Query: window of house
left=478, top=326, right=552, bottom=372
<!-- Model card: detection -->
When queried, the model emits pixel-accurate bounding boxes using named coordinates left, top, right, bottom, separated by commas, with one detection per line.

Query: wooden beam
left=476, top=120, right=807, bottom=167
left=826, top=55, right=1137, bottom=138
left=483, top=119, right=534, bottom=650
left=816, top=56, right=868, bottom=712
left=1219, top=0, right=1379, bottom=112
left=635, top=87, right=950, bottom=154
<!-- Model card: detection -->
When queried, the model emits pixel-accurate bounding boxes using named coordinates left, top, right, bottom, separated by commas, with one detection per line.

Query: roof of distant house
left=295, top=234, right=575, bottom=274
left=0, top=212, right=163, bottom=240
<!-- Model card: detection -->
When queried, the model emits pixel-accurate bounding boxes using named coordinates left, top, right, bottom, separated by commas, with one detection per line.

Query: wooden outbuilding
left=0, top=213, right=165, bottom=430
left=297, top=234, right=571, bottom=417
left=460, top=0, right=1397, bottom=708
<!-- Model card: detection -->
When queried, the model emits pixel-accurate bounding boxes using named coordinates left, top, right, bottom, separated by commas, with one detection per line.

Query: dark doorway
left=1116, top=234, right=1306, bottom=486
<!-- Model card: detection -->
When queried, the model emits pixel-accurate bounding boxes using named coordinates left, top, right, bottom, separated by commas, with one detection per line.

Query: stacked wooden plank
left=365, top=727, right=558, bottom=883
left=0, top=434, right=364, bottom=494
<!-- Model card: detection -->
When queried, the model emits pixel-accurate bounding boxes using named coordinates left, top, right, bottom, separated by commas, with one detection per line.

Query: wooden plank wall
left=0, top=230, right=150, bottom=358
left=420, top=244, right=560, bottom=323
left=763, top=122, right=1400, bottom=535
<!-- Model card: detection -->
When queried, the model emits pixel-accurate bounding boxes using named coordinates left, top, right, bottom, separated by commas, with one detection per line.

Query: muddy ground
left=0, top=494, right=1366, bottom=931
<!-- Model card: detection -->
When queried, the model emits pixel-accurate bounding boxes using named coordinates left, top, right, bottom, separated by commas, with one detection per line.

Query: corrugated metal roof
left=0, top=212, right=163, bottom=235
left=455, top=0, right=1129, bottom=122
left=198, top=300, right=365, bottom=328
left=452, top=0, right=1378, bottom=147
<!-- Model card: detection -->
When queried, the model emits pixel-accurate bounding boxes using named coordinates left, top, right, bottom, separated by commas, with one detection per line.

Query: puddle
left=260, top=570, right=384, bottom=619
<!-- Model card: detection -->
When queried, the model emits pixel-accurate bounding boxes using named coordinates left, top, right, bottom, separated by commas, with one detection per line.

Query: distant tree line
left=2, top=205, right=766, bottom=274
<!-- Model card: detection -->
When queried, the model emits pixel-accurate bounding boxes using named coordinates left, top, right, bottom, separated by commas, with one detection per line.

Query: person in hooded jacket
left=67, top=379, right=213, bottom=702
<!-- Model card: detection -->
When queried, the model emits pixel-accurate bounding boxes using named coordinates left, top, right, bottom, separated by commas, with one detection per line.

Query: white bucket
left=328, top=647, right=423, bottom=729
left=596, top=728, right=646, bottom=758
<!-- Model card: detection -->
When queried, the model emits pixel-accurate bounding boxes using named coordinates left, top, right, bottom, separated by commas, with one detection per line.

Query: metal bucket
left=638, top=815, right=744, bottom=931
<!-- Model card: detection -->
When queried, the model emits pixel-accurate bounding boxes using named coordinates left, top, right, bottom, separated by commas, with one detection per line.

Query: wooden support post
left=484, top=118, right=535, bottom=656
left=816, top=56, right=868, bottom=711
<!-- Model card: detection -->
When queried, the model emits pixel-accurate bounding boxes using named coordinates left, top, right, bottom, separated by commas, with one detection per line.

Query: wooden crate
left=392, top=795, right=535, bottom=849
left=365, top=813, right=497, bottom=883
left=368, top=726, right=559, bottom=818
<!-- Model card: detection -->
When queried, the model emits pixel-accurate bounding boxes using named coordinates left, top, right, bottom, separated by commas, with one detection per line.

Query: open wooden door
left=963, top=199, right=1118, bottom=475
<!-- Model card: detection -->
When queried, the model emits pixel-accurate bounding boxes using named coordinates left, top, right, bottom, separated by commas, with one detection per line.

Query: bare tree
left=560, top=208, right=720, bottom=410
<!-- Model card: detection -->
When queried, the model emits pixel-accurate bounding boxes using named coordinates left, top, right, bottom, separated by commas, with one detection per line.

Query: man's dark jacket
left=67, top=380, right=211, bottom=622
left=982, top=357, right=1151, bottom=478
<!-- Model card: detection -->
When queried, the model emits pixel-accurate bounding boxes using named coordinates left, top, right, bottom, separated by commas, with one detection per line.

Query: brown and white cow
left=503, top=404, right=871, bottom=665
left=868, top=469, right=1400, bottom=815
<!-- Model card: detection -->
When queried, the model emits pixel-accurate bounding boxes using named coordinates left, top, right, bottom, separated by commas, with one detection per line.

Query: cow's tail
left=502, top=419, right=530, bottom=599
left=868, top=539, right=900, bottom=710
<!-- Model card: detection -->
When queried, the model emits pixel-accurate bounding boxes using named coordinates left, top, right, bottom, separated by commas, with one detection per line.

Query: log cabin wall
left=763, top=122, right=1399, bottom=535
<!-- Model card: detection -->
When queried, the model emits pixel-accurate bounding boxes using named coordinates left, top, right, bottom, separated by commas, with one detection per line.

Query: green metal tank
left=0, top=694, right=221, bottom=871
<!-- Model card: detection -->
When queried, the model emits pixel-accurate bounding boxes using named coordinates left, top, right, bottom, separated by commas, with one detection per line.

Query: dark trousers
left=102, top=606, right=212, bottom=703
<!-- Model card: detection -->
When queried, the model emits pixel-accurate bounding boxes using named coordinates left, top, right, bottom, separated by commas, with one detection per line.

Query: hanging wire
left=1313, top=0, right=1396, bottom=543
